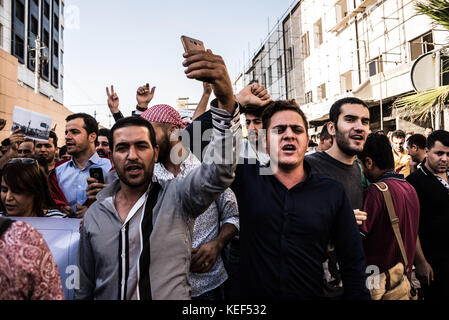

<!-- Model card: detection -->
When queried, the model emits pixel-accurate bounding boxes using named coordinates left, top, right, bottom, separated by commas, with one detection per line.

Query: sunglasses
left=8, top=158, right=40, bottom=170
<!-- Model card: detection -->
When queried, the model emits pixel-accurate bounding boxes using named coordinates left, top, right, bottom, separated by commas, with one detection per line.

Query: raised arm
left=178, top=49, right=241, bottom=217
left=193, top=82, right=212, bottom=120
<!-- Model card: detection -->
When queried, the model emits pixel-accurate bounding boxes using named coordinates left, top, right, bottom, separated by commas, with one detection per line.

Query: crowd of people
left=0, top=47, right=448, bottom=301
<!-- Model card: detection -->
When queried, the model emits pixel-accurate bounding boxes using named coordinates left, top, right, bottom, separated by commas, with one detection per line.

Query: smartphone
left=89, top=167, right=105, bottom=184
left=181, top=35, right=206, bottom=52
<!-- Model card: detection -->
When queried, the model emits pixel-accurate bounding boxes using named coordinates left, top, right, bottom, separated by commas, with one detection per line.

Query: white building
left=0, top=0, right=65, bottom=104
left=236, top=0, right=449, bottom=136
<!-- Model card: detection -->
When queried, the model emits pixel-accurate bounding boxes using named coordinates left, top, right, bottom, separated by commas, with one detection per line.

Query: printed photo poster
left=11, top=106, right=53, bottom=141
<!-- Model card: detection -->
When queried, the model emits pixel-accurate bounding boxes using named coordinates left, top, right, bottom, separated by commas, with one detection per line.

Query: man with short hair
left=35, top=131, right=58, bottom=172
left=17, top=140, right=35, bottom=158
left=306, top=123, right=333, bottom=155
left=140, top=104, right=241, bottom=300
left=305, top=97, right=371, bottom=297
left=95, top=128, right=111, bottom=158
left=231, top=100, right=369, bottom=300
left=49, top=113, right=111, bottom=218
left=407, top=130, right=449, bottom=300
left=358, top=133, right=420, bottom=276
left=76, top=49, right=241, bottom=300
left=407, top=133, right=427, bottom=172
left=391, top=130, right=411, bottom=177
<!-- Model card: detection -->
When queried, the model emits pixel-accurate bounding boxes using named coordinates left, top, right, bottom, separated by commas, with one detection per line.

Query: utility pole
left=29, top=36, right=47, bottom=94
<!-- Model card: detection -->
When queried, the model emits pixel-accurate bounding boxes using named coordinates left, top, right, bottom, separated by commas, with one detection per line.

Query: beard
left=157, top=131, right=171, bottom=164
left=115, top=162, right=153, bottom=188
left=335, top=128, right=362, bottom=157
left=97, top=148, right=108, bottom=157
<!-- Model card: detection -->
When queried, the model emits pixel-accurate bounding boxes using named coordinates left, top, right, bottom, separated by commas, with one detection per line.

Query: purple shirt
left=361, top=175, right=420, bottom=274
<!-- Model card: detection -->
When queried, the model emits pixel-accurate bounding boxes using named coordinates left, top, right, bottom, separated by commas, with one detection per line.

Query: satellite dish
left=411, top=51, right=438, bottom=91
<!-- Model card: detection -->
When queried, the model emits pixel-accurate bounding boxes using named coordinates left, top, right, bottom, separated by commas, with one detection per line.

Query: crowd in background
left=0, top=47, right=448, bottom=301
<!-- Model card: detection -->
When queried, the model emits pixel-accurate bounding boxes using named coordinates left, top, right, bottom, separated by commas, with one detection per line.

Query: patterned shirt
left=154, top=151, right=239, bottom=297
left=434, top=171, right=449, bottom=192
left=0, top=221, right=64, bottom=300
left=55, top=152, right=111, bottom=212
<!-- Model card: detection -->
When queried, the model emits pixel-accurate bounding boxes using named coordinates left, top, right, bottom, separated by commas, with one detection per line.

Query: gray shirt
left=305, top=151, right=363, bottom=210
left=75, top=105, right=242, bottom=300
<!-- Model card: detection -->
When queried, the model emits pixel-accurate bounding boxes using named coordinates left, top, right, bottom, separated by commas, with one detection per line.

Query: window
left=277, top=56, right=283, bottom=78
left=317, top=83, right=326, bottom=100
left=340, top=70, right=353, bottom=93
left=53, top=67, right=59, bottom=86
left=314, top=19, right=323, bottom=48
left=54, top=13, right=59, bottom=30
left=43, top=30, right=50, bottom=47
left=0, top=24, right=3, bottom=48
left=301, top=32, right=310, bottom=58
left=410, top=31, right=434, bottom=61
left=335, top=0, right=348, bottom=23
left=268, top=66, right=272, bottom=87
left=53, top=40, right=59, bottom=57
left=31, top=16, right=38, bottom=35
left=286, top=47, right=294, bottom=71
left=305, top=91, right=313, bottom=104
left=61, top=26, right=64, bottom=39
left=60, top=75, right=63, bottom=90
left=60, top=51, right=63, bottom=65
left=0, top=0, right=4, bottom=7
left=14, top=35, right=24, bottom=60
left=15, top=0, right=25, bottom=23
left=44, top=1, right=50, bottom=19
left=368, top=56, right=383, bottom=77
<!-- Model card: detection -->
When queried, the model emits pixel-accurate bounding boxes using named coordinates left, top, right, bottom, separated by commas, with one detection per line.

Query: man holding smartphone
left=76, top=47, right=242, bottom=300
left=49, top=113, right=111, bottom=218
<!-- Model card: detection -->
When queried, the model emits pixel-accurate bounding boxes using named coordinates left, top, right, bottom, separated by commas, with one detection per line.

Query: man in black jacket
left=407, top=130, right=449, bottom=300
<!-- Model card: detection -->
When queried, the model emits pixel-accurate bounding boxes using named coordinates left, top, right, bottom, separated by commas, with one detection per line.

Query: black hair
left=49, top=131, right=58, bottom=148
left=329, top=97, right=369, bottom=124
left=320, top=123, right=332, bottom=142
left=109, top=116, right=157, bottom=151
left=391, top=130, right=406, bottom=140
left=308, top=141, right=318, bottom=148
left=262, top=100, right=308, bottom=134
left=242, top=104, right=266, bottom=118
left=359, top=133, right=394, bottom=170
left=427, top=130, right=449, bottom=150
left=98, top=128, right=110, bottom=138
left=66, top=113, right=99, bottom=136
left=59, top=145, right=67, bottom=157
left=407, top=134, right=427, bottom=150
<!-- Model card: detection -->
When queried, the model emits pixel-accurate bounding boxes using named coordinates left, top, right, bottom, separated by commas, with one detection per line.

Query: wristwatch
left=136, top=104, right=148, bottom=112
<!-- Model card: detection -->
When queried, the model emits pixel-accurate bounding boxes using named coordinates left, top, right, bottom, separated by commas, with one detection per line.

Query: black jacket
left=407, top=163, right=449, bottom=262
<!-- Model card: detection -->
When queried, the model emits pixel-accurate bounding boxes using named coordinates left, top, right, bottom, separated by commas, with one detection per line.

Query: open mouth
left=350, top=135, right=364, bottom=141
left=125, top=164, right=143, bottom=174
left=282, top=144, right=297, bottom=152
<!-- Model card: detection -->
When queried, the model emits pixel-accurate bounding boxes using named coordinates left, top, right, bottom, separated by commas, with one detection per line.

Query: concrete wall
left=0, top=48, right=72, bottom=146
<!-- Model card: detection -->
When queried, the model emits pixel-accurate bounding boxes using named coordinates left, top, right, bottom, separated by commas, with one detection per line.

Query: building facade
left=0, top=0, right=71, bottom=144
left=235, top=0, right=449, bottom=137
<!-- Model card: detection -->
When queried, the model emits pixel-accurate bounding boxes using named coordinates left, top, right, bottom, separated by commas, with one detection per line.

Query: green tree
left=395, top=0, right=449, bottom=122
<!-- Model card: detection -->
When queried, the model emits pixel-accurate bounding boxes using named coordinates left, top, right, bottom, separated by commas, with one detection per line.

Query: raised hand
left=183, top=49, right=235, bottom=113
left=136, top=83, right=156, bottom=110
left=106, top=85, right=120, bottom=114
left=235, top=83, right=272, bottom=107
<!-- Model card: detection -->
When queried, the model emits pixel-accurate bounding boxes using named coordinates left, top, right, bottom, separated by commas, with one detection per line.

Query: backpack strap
left=373, top=182, right=409, bottom=271
left=0, top=216, right=14, bottom=238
